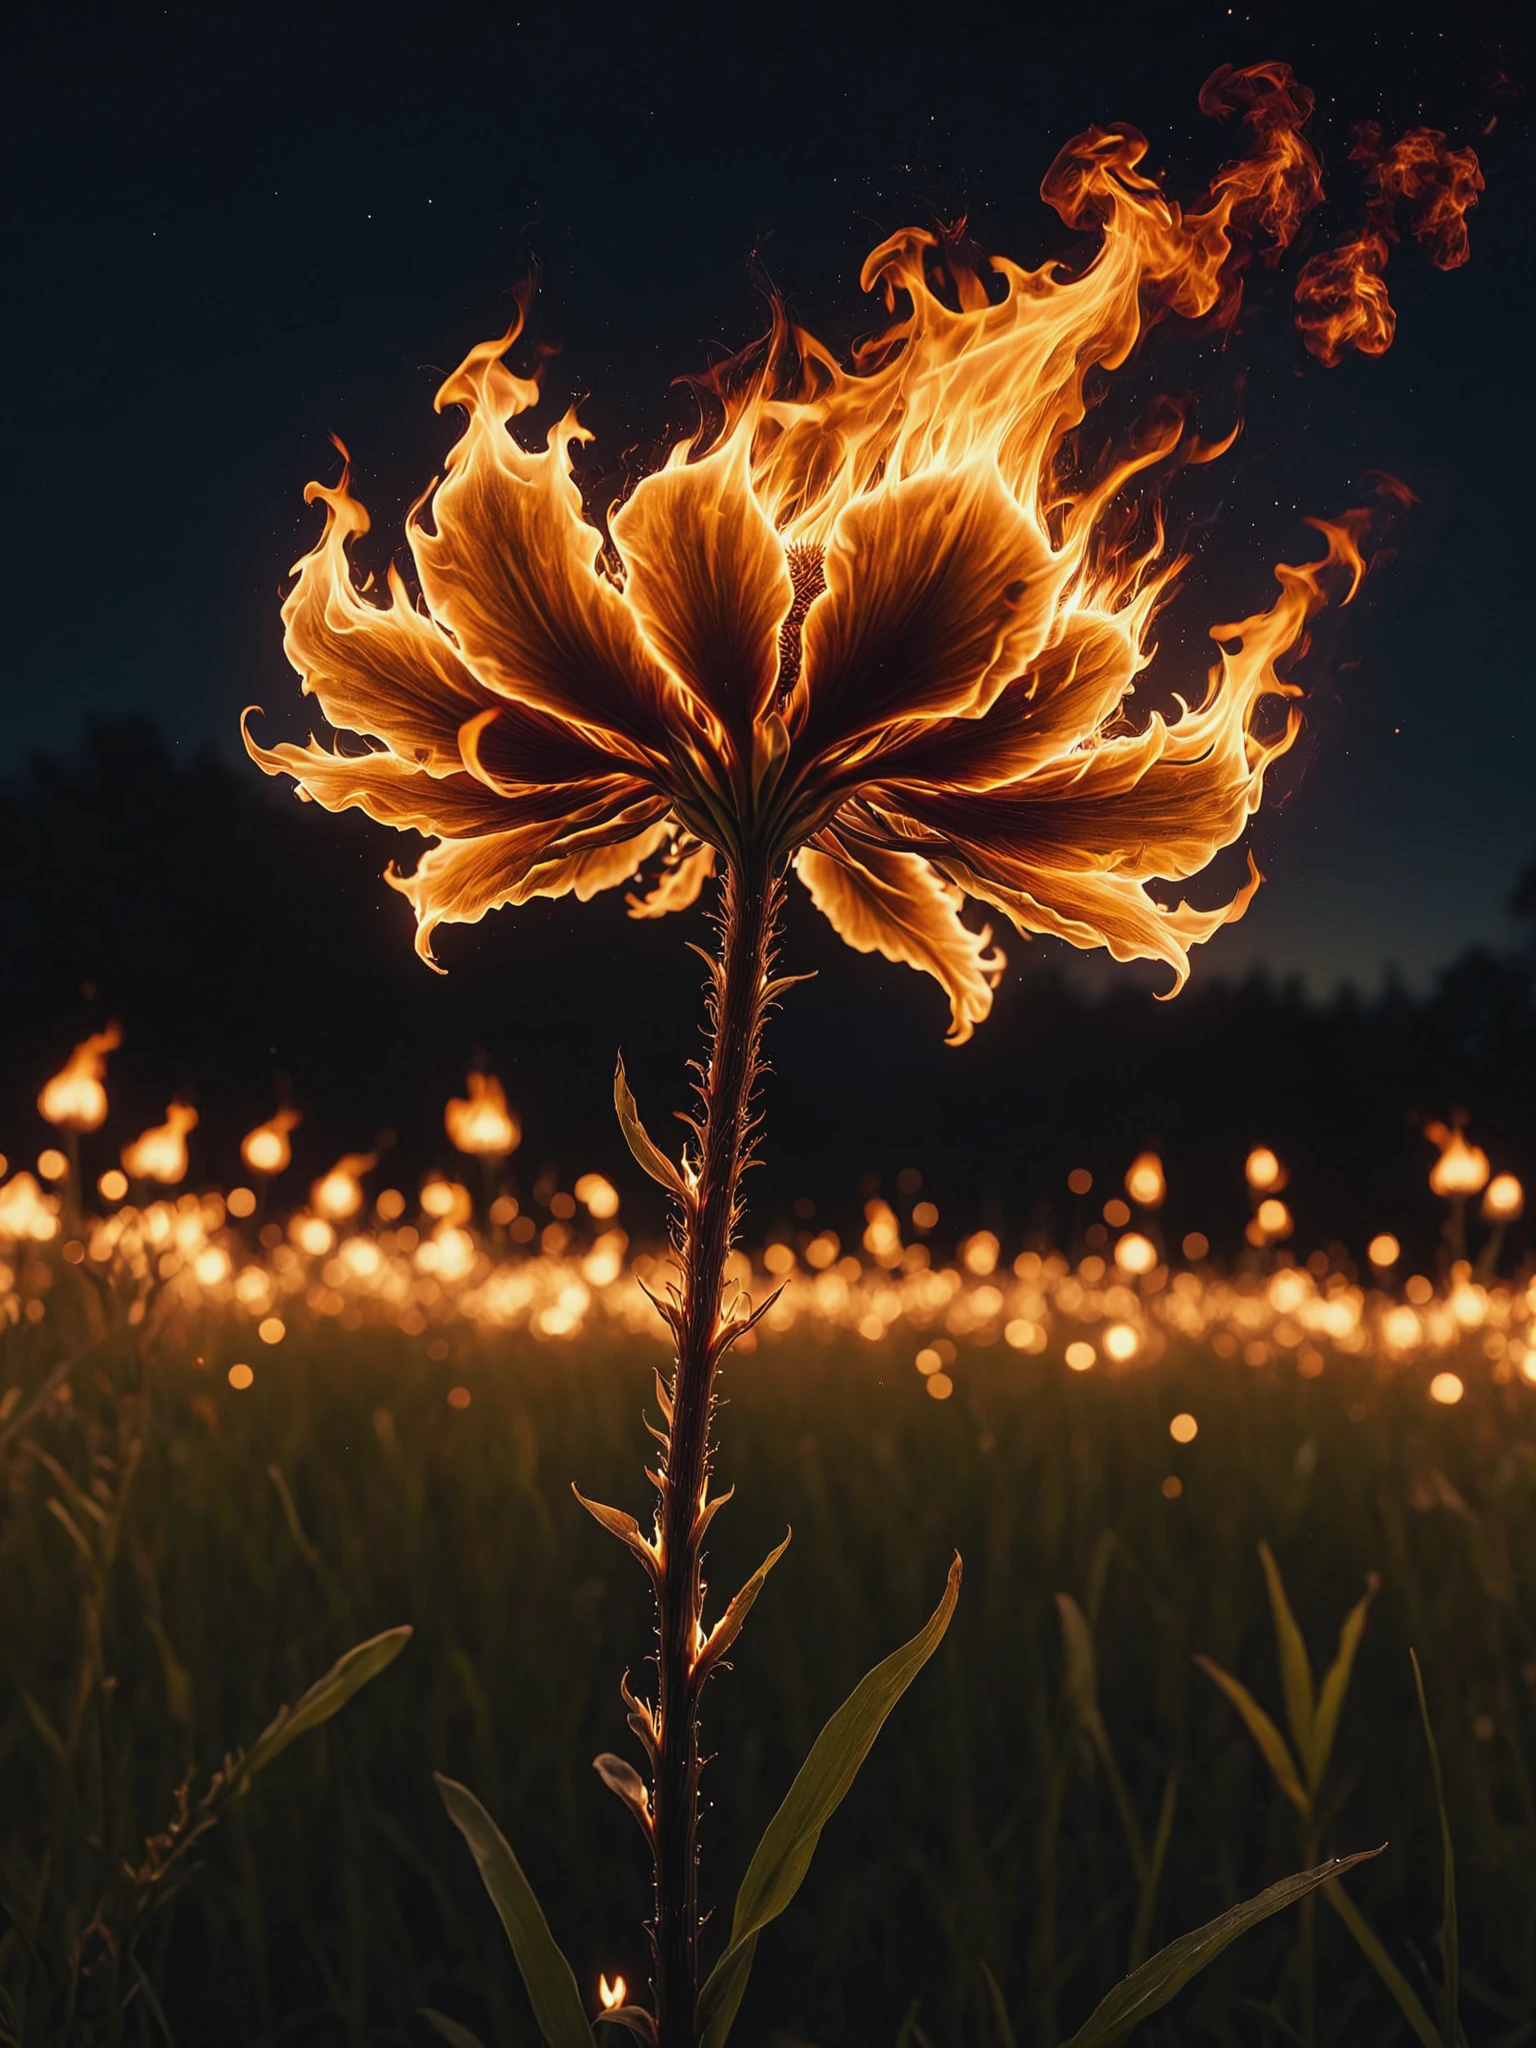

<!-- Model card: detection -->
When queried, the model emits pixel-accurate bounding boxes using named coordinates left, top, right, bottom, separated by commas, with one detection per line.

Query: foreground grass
left=2, top=1320, right=1533, bottom=2046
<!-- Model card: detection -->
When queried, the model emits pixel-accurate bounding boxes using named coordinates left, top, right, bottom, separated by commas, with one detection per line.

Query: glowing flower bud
left=242, top=1108, right=301, bottom=1177
left=1482, top=1172, right=1524, bottom=1222
left=444, top=1072, right=521, bottom=1158
left=121, top=1102, right=198, bottom=1185
left=0, top=1172, right=61, bottom=1242
left=1425, top=1121, right=1489, bottom=1198
left=1245, top=1146, right=1285, bottom=1192
left=312, top=1152, right=376, bottom=1221
left=1124, top=1151, right=1166, bottom=1208
left=37, top=1024, right=122, bottom=1132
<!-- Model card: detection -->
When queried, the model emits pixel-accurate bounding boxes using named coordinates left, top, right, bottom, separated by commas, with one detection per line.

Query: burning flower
left=38, top=1024, right=122, bottom=1132
left=242, top=1108, right=301, bottom=1177
left=121, top=1102, right=199, bottom=1185
left=445, top=1071, right=521, bottom=1158
left=245, top=68, right=1387, bottom=1046
left=1426, top=1121, right=1490, bottom=1199
left=245, top=65, right=1479, bottom=2048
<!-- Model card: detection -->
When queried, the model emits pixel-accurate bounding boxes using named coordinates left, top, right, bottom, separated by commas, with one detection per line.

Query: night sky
left=6, top=0, right=1532, bottom=992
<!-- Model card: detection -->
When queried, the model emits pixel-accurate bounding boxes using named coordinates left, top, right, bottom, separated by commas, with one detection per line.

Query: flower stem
left=651, top=849, right=778, bottom=2048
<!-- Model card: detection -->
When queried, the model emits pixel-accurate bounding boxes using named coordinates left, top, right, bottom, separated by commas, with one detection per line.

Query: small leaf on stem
left=614, top=1055, right=690, bottom=1201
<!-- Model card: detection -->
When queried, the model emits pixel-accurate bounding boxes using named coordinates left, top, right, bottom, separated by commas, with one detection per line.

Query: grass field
left=2, top=1283, right=1534, bottom=2047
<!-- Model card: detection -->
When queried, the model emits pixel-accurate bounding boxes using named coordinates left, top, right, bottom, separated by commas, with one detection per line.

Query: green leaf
left=1411, top=1650, right=1460, bottom=2047
left=696, top=1553, right=962, bottom=2048
left=1323, top=1878, right=1440, bottom=2048
left=435, top=1773, right=593, bottom=2048
left=1308, top=1574, right=1377, bottom=1792
left=1129, top=1771, right=1178, bottom=1971
left=1258, top=1542, right=1315, bottom=1775
left=1057, top=1593, right=1146, bottom=1884
left=1061, top=1849, right=1381, bottom=2048
left=614, top=1055, right=689, bottom=1201
left=981, top=1961, right=1019, bottom=2048
left=420, top=2011, right=490, bottom=2048
left=1193, top=1655, right=1309, bottom=1816
left=240, top=1625, right=412, bottom=1785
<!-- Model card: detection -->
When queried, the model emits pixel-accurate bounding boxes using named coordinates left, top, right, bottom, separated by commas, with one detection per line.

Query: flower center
left=775, top=540, right=826, bottom=700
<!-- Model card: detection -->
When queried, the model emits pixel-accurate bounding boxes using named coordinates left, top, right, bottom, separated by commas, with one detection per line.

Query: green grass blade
left=240, top=1625, right=412, bottom=1784
left=1192, top=1655, right=1309, bottom=1816
left=435, top=1773, right=593, bottom=2048
left=1056, top=1593, right=1146, bottom=1882
left=1411, top=1651, right=1460, bottom=2047
left=1322, top=1879, right=1439, bottom=2048
left=1258, top=1542, right=1315, bottom=1774
left=1309, top=1576, right=1377, bottom=1791
left=420, top=2011, right=490, bottom=2048
left=1129, top=1771, right=1179, bottom=1971
left=696, top=1553, right=962, bottom=2048
left=981, top=1961, right=1019, bottom=2048
left=1061, top=1849, right=1380, bottom=2048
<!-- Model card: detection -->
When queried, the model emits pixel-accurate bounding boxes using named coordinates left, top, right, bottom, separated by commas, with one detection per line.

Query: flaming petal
left=867, top=609, right=1145, bottom=791
left=626, top=839, right=716, bottom=920
left=611, top=436, right=793, bottom=742
left=943, top=853, right=1260, bottom=995
left=797, top=459, right=1063, bottom=751
left=388, top=805, right=670, bottom=966
left=795, top=834, right=1005, bottom=1045
left=409, top=334, right=680, bottom=754
left=282, top=472, right=500, bottom=776
left=243, top=718, right=529, bottom=836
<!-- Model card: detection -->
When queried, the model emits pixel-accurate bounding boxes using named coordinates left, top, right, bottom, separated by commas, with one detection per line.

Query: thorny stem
left=651, top=848, right=779, bottom=2048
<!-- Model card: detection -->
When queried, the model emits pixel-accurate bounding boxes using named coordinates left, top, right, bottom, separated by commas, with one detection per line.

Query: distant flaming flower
left=1426, top=1122, right=1490, bottom=1199
left=37, top=1024, right=122, bottom=1133
left=242, top=1108, right=301, bottom=1177
left=1482, top=1173, right=1523, bottom=1223
left=598, top=1974, right=627, bottom=2012
left=243, top=64, right=1396, bottom=1046
left=445, top=1071, right=521, bottom=1158
left=121, top=1101, right=198, bottom=1185
left=1245, top=1146, right=1285, bottom=1193
left=1124, top=1151, right=1166, bottom=1208
left=312, top=1153, right=375, bottom=1221
left=0, top=1173, right=61, bottom=1243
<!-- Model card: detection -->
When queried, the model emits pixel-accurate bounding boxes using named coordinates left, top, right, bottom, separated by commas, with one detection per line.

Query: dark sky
left=5, top=0, right=1531, bottom=992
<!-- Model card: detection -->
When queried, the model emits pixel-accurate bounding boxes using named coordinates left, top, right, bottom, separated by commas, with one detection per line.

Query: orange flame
left=1296, top=121, right=1481, bottom=367
left=121, top=1102, right=199, bottom=1185
left=1426, top=1121, right=1490, bottom=1198
left=242, top=1107, right=301, bottom=1177
left=0, top=1172, right=62, bottom=1243
left=444, top=1071, right=521, bottom=1157
left=37, top=1024, right=122, bottom=1133
left=246, top=66, right=1464, bottom=1039
left=312, top=1153, right=376, bottom=1221
left=598, top=1974, right=627, bottom=2012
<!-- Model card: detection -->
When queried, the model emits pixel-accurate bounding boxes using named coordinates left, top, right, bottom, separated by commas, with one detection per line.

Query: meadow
left=2, top=1264, right=1533, bottom=2048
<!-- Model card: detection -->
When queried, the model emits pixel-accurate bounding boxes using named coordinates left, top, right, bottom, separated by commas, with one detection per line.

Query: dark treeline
left=3, top=720, right=1532, bottom=1270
